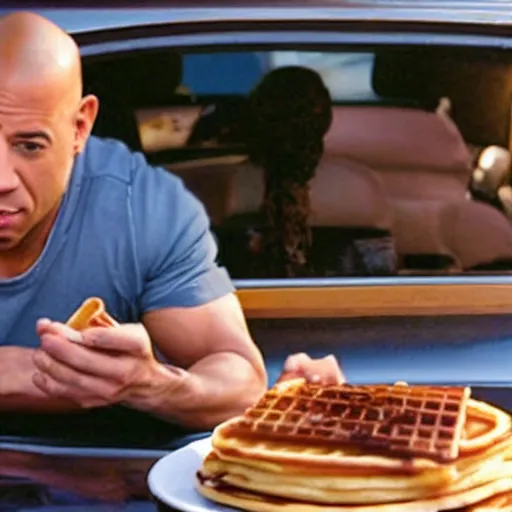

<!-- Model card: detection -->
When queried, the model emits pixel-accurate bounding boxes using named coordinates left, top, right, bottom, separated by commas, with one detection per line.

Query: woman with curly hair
left=248, top=66, right=333, bottom=277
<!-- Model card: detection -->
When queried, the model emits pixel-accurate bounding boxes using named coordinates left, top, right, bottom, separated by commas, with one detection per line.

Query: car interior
left=82, top=46, right=512, bottom=279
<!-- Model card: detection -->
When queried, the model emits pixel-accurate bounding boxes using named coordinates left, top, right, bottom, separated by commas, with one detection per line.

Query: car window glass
left=269, top=51, right=377, bottom=101
left=85, top=48, right=512, bottom=280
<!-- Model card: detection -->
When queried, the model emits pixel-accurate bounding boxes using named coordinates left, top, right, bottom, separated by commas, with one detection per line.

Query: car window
left=269, top=51, right=377, bottom=101
left=182, top=52, right=269, bottom=95
left=134, top=51, right=378, bottom=154
left=180, top=51, right=377, bottom=101
left=85, top=47, right=512, bottom=280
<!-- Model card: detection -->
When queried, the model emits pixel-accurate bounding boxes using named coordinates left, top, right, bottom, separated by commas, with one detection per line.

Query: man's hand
left=0, top=346, right=82, bottom=412
left=33, top=293, right=267, bottom=430
left=33, top=319, right=177, bottom=410
left=278, top=353, right=345, bottom=385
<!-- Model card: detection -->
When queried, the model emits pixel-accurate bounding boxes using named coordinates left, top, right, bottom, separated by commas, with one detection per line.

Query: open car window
left=85, top=46, right=512, bottom=280
left=135, top=51, right=377, bottom=154
left=269, top=51, right=377, bottom=101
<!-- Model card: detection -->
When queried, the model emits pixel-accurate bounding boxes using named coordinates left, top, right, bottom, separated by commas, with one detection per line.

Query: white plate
left=147, top=436, right=238, bottom=512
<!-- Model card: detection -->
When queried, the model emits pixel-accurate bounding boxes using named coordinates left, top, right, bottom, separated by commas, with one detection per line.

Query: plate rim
left=147, top=436, right=221, bottom=511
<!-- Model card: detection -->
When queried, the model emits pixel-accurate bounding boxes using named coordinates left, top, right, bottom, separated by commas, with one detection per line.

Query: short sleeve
left=131, top=161, right=234, bottom=312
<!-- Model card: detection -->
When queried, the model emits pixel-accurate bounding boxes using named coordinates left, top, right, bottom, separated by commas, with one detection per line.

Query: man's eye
left=13, top=141, right=45, bottom=155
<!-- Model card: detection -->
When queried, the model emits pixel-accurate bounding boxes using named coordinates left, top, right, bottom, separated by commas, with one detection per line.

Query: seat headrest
left=372, top=48, right=512, bottom=147
left=324, top=106, right=472, bottom=175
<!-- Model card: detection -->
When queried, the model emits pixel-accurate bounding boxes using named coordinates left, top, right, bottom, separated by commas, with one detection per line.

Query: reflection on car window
left=180, top=51, right=377, bottom=100
left=86, top=47, right=512, bottom=280
left=182, top=52, right=269, bottom=95
left=135, top=51, right=378, bottom=154
left=269, top=52, right=377, bottom=101
left=136, top=106, right=204, bottom=152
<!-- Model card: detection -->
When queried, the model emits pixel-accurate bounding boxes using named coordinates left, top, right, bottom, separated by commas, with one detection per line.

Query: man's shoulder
left=82, top=136, right=183, bottom=193
left=81, top=136, right=207, bottom=236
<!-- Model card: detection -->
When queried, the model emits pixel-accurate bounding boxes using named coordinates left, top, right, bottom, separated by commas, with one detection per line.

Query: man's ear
left=73, top=94, right=99, bottom=155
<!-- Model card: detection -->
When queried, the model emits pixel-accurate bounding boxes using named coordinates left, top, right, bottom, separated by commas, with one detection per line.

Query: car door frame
left=72, top=9, right=512, bottom=320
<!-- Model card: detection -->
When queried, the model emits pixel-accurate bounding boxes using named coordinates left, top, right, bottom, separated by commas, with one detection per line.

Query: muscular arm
left=125, top=169, right=268, bottom=429
left=0, top=167, right=268, bottom=422
left=0, top=346, right=80, bottom=412
left=136, top=293, right=267, bottom=430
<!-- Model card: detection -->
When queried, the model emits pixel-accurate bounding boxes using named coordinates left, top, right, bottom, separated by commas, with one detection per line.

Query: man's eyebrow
left=13, top=131, right=52, bottom=143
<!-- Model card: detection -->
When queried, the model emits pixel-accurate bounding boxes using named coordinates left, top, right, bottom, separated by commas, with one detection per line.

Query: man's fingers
left=32, top=366, right=115, bottom=408
left=308, top=355, right=345, bottom=385
left=283, top=352, right=309, bottom=373
left=37, top=334, right=133, bottom=383
left=81, top=324, right=149, bottom=355
left=37, top=317, right=151, bottom=358
left=323, top=354, right=346, bottom=383
left=283, top=353, right=345, bottom=385
left=33, top=349, right=115, bottom=392
left=39, top=320, right=150, bottom=355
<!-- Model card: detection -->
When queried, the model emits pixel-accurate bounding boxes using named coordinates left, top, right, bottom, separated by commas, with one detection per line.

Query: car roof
left=0, top=1, right=511, bottom=35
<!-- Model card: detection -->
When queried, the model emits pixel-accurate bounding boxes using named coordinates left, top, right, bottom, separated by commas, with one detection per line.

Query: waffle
left=66, top=297, right=118, bottom=331
left=211, top=398, right=511, bottom=473
left=229, top=379, right=470, bottom=463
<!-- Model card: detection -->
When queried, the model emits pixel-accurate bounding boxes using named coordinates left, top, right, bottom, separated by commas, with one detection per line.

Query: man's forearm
left=133, top=352, right=267, bottom=430
left=0, top=346, right=81, bottom=413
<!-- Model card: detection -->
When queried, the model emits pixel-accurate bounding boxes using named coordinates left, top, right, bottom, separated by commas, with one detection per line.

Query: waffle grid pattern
left=237, top=383, right=469, bottom=462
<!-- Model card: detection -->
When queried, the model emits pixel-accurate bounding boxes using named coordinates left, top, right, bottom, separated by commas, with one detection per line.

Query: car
left=0, top=2, right=511, bottom=510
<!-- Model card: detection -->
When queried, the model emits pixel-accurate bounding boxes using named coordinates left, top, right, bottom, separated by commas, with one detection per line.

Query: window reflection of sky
left=182, top=52, right=267, bottom=95
left=182, top=51, right=377, bottom=100
left=270, top=51, right=377, bottom=100
left=140, top=51, right=378, bottom=152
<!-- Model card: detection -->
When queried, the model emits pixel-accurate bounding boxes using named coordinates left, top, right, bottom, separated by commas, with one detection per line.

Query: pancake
left=200, top=438, right=512, bottom=504
left=196, top=379, right=512, bottom=512
left=466, top=490, right=512, bottom=511
left=197, top=475, right=512, bottom=512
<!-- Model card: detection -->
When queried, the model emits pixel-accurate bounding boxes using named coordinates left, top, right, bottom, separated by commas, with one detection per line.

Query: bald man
left=0, top=11, right=269, bottom=430
left=0, top=10, right=348, bottom=433
left=0, top=12, right=344, bottom=431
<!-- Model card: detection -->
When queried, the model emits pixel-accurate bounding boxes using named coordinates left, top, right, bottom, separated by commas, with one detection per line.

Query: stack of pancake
left=196, top=379, right=512, bottom=511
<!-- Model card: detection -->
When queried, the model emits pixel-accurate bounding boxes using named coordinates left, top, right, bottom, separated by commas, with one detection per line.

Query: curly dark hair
left=247, top=66, right=332, bottom=277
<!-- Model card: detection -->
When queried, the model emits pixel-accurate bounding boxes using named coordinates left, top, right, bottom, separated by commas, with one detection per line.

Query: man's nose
left=0, top=138, right=20, bottom=193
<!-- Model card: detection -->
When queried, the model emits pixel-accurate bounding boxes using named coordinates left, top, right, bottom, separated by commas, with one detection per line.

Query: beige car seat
left=171, top=141, right=396, bottom=277
left=172, top=152, right=393, bottom=234
left=323, top=105, right=512, bottom=270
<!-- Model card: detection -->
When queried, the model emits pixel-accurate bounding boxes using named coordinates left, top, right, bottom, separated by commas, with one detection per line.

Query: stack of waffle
left=196, top=379, right=512, bottom=511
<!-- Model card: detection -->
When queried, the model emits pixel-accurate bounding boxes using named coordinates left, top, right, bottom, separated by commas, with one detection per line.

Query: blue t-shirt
left=0, top=136, right=234, bottom=348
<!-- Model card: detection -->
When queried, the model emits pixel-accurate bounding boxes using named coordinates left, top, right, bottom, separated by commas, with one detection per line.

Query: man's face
left=0, top=81, right=97, bottom=253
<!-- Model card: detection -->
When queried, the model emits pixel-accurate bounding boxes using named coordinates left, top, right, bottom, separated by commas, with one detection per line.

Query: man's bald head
left=0, top=11, right=99, bottom=266
left=0, top=11, right=82, bottom=105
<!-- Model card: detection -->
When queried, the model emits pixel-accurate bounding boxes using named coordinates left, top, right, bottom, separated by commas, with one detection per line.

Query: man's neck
left=0, top=251, right=44, bottom=279
left=0, top=206, right=60, bottom=279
